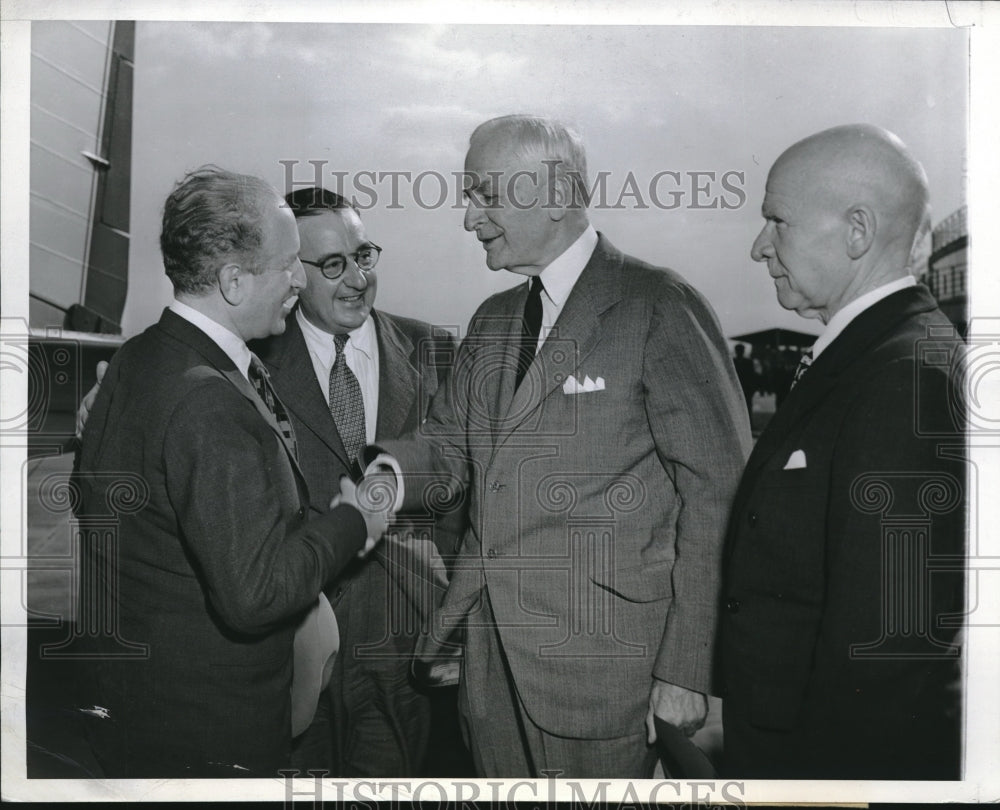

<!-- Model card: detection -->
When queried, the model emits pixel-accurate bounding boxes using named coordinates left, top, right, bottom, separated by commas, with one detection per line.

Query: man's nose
left=464, top=197, right=485, bottom=232
left=750, top=226, right=771, bottom=262
left=343, top=261, right=368, bottom=288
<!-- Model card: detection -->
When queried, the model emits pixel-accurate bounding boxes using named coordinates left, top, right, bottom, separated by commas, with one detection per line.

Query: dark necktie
left=515, top=276, right=544, bottom=391
left=329, top=333, right=366, bottom=464
left=790, top=349, right=813, bottom=389
left=248, top=356, right=298, bottom=458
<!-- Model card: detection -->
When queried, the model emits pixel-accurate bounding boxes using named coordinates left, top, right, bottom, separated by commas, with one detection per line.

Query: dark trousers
left=290, top=653, right=431, bottom=776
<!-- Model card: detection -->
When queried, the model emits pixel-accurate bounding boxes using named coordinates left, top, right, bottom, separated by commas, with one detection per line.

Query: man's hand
left=357, top=467, right=398, bottom=514
left=330, top=475, right=394, bottom=558
left=75, top=360, right=108, bottom=439
left=646, top=679, right=708, bottom=743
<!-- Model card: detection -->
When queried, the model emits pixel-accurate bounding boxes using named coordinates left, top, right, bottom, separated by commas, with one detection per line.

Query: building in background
left=30, top=20, right=133, bottom=334
left=23, top=24, right=136, bottom=780
left=923, top=205, right=968, bottom=337
left=27, top=21, right=133, bottom=450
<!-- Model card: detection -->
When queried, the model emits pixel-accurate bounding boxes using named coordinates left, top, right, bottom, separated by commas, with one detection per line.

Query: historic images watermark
left=280, top=770, right=748, bottom=807
left=280, top=159, right=748, bottom=212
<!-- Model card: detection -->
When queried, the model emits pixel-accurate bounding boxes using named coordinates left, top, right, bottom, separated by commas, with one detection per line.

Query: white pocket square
left=562, top=374, right=605, bottom=395
left=783, top=449, right=807, bottom=470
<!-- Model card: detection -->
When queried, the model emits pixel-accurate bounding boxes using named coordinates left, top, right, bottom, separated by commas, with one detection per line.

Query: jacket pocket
left=589, top=559, right=673, bottom=603
left=757, top=467, right=816, bottom=490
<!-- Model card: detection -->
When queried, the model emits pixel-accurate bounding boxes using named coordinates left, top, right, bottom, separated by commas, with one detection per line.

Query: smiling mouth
left=282, top=296, right=299, bottom=310
left=339, top=293, right=366, bottom=304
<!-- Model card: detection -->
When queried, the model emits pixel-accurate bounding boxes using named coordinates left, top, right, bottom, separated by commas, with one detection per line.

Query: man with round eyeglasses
left=296, top=238, right=382, bottom=335
left=300, top=242, right=382, bottom=274
left=253, top=187, right=467, bottom=777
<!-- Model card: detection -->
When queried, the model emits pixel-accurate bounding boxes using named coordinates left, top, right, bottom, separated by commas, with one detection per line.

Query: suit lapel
left=496, top=235, right=622, bottom=440
left=221, top=366, right=278, bottom=429
left=462, top=292, right=523, bottom=444
left=744, top=285, right=940, bottom=479
left=494, top=290, right=528, bottom=422
left=158, top=308, right=307, bottom=480
left=373, top=311, right=418, bottom=441
left=264, top=313, right=354, bottom=471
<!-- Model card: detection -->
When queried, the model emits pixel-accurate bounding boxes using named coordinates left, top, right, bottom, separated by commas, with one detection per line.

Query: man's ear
left=545, top=173, right=575, bottom=223
left=218, top=262, right=246, bottom=305
left=846, top=205, right=876, bottom=260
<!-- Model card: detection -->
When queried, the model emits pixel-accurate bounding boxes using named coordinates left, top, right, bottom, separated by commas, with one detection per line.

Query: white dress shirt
left=811, top=275, right=916, bottom=359
left=533, top=225, right=599, bottom=351
left=169, top=299, right=252, bottom=379
left=296, top=307, right=379, bottom=444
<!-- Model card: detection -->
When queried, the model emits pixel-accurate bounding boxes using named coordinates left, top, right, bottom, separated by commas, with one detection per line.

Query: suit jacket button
left=747, top=511, right=758, bottom=528
left=486, top=548, right=497, bottom=559
left=726, top=599, right=741, bottom=613
left=334, top=587, right=343, bottom=599
left=489, top=481, right=504, bottom=492
left=297, top=507, right=306, bottom=519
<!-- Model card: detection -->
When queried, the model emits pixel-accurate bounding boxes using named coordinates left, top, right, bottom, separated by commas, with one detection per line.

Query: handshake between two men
left=73, top=141, right=744, bottom=781
left=77, top=360, right=400, bottom=562
left=70, top=168, right=459, bottom=779
left=336, top=462, right=404, bottom=559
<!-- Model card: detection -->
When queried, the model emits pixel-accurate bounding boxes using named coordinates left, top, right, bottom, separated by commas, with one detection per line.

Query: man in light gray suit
left=377, top=115, right=752, bottom=777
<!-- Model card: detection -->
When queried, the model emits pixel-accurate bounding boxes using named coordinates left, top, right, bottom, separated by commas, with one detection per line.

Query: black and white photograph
left=2, top=0, right=998, bottom=804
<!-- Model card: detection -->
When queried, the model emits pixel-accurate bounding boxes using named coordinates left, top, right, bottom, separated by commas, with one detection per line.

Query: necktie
left=514, top=276, right=544, bottom=391
left=248, top=356, right=298, bottom=458
left=329, top=333, right=366, bottom=464
left=790, top=349, right=813, bottom=389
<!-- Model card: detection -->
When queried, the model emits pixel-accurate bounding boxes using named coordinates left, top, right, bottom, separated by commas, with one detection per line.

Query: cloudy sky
left=121, top=21, right=968, bottom=339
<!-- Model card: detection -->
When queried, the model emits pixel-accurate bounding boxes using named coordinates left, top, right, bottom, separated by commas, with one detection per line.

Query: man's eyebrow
left=760, top=200, right=781, bottom=218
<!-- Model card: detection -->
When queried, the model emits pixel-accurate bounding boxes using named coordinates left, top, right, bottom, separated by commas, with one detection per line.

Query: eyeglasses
left=300, top=243, right=382, bottom=280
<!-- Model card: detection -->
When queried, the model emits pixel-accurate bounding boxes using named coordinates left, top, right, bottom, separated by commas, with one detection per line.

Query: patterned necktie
left=515, top=276, right=544, bottom=391
left=248, top=356, right=298, bottom=458
left=329, top=333, right=366, bottom=464
left=790, top=349, right=813, bottom=389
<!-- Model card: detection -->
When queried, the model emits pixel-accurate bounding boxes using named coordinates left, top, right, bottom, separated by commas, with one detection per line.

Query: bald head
left=751, top=124, right=931, bottom=323
left=778, top=124, right=930, bottom=260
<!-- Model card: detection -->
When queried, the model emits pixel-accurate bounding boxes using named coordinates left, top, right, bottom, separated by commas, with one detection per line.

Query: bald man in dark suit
left=720, top=125, right=966, bottom=780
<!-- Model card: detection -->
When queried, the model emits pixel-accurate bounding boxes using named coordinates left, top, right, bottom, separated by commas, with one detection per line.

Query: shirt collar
left=348, top=313, right=377, bottom=359
left=536, top=225, right=598, bottom=306
left=296, top=306, right=376, bottom=360
left=169, top=299, right=253, bottom=378
left=812, top=275, right=916, bottom=358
